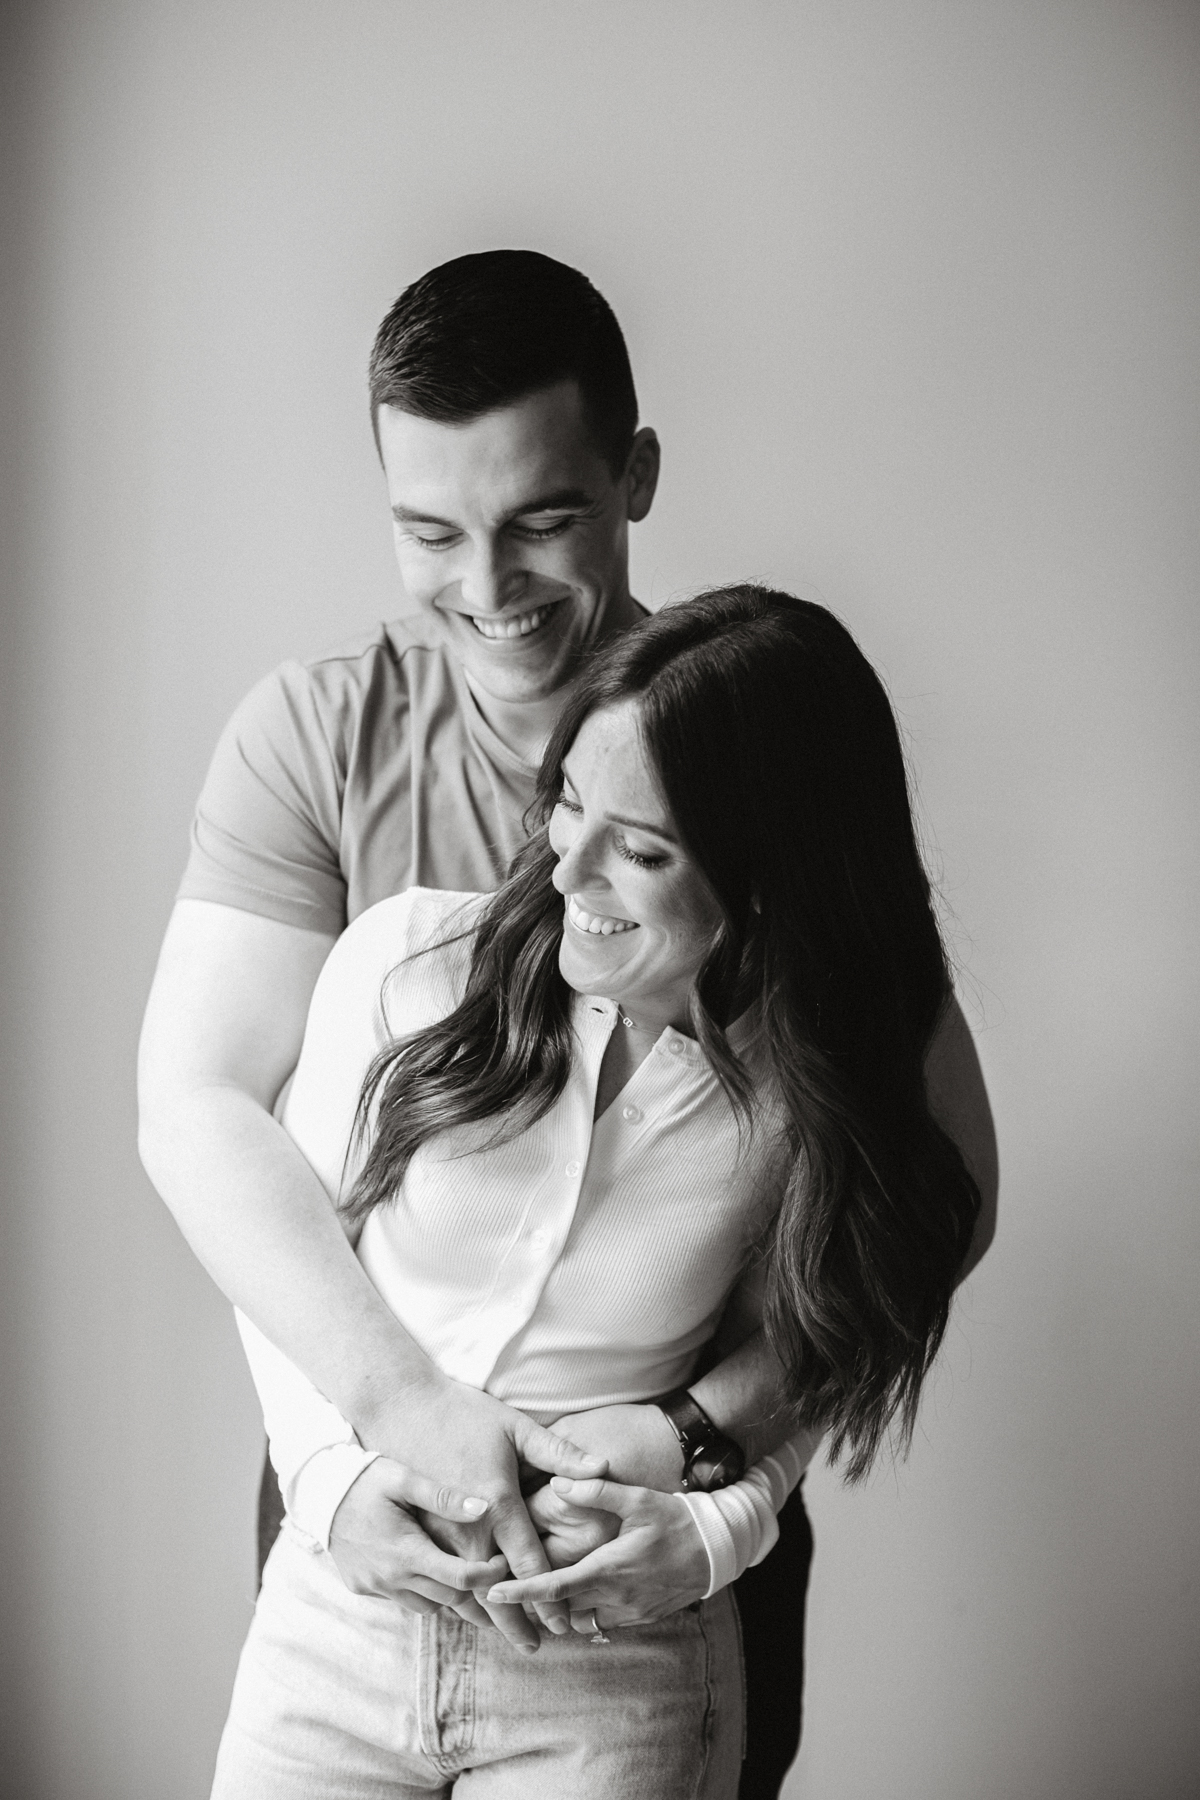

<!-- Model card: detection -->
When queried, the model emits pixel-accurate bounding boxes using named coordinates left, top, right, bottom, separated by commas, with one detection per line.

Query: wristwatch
left=653, top=1388, right=746, bottom=1492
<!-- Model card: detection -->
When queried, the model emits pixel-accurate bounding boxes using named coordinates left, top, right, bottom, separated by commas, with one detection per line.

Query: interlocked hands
left=327, top=1385, right=711, bottom=1647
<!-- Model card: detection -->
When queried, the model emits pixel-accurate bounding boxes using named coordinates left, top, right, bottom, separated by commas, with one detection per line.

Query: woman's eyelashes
left=616, top=837, right=666, bottom=870
left=553, top=796, right=666, bottom=872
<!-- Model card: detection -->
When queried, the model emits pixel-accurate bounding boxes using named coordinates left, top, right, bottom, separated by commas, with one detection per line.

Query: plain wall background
left=2, top=2, right=1198, bottom=1796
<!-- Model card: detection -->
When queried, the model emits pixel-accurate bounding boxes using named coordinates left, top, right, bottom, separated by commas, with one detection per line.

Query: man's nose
left=459, top=539, right=524, bottom=614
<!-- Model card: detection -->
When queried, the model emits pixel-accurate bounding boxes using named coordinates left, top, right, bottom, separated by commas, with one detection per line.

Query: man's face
left=378, top=382, right=658, bottom=707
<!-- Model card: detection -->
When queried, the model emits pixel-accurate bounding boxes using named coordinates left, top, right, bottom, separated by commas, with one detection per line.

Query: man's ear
left=624, top=427, right=661, bottom=523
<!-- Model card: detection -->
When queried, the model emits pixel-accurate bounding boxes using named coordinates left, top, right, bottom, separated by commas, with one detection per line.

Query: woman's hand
left=485, top=1476, right=711, bottom=1630
left=526, top=1479, right=621, bottom=1568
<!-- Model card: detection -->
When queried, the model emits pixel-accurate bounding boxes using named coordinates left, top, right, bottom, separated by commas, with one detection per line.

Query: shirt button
left=565, top=1161, right=581, bottom=1178
left=621, top=1104, right=641, bottom=1122
left=668, top=1039, right=683, bottom=1054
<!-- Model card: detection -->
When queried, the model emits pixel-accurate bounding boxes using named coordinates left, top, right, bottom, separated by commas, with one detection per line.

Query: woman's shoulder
left=312, top=887, right=485, bottom=1027
left=353, top=887, right=486, bottom=1037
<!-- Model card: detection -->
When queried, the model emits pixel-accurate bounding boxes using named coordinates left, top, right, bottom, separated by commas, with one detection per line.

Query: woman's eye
left=555, top=795, right=583, bottom=815
left=617, top=841, right=665, bottom=870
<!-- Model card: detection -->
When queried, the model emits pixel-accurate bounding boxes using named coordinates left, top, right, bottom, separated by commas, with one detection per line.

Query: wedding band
left=588, top=1609, right=610, bottom=1646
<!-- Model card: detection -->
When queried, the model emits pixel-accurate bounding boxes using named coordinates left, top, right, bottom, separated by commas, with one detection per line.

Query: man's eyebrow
left=391, top=504, right=458, bottom=526
left=390, top=488, right=595, bottom=528
left=509, top=487, right=595, bottom=515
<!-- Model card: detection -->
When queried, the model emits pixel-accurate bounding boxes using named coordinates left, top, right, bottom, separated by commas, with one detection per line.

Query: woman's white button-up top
left=236, top=888, right=809, bottom=1593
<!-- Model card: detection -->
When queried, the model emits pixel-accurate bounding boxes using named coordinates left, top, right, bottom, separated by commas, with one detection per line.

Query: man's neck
left=462, top=677, right=568, bottom=768
left=463, top=590, right=646, bottom=768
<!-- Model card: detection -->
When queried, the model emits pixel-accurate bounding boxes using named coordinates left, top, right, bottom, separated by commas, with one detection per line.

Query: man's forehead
left=377, top=385, right=608, bottom=519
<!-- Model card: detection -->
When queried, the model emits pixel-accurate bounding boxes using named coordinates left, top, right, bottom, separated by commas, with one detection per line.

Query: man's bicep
left=138, top=900, right=336, bottom=1117
left=925, top=993, right=999, bottom=1271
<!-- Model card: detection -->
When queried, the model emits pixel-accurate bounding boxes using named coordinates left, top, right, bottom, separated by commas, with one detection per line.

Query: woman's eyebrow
left=607, top=811, right=678, bottom=844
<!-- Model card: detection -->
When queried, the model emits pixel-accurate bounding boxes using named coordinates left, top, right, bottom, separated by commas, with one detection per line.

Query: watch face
left=689, top=1439, right=747, bottom=1492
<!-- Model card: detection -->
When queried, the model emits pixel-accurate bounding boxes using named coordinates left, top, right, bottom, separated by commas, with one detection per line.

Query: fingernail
left=486, top=1590, right=505, bottom=1604
left=521, top=1643, right=539, bottom=1655
left=550, top=1476, right=573, bottom=1494
left=547, top=1618, right=569, bottom=1635
left=463, top=1497, right=488, bottom=1516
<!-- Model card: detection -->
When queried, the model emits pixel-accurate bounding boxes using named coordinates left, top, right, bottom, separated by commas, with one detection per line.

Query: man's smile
left=461, top=599, right=566, bottom=641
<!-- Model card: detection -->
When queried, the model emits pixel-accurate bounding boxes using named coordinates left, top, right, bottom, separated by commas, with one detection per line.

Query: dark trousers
left=257, top=1458, right=811, bottom=1799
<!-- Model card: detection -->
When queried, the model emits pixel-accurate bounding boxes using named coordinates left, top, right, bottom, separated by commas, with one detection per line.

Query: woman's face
left=548, top=700, right=724, bottom=1033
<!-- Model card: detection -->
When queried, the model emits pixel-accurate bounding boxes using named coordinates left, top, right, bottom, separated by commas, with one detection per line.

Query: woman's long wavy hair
left=345, top=586, right=980, bottom=1481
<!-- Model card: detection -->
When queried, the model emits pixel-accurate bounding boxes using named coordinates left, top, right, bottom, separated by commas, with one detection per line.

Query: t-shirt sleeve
left=177, top=662, right=350, bottom=933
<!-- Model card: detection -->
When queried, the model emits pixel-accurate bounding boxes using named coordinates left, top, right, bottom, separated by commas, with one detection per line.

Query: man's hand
left=360, top=1376, right=609, bottom=1649
left=543, top=1403, right=683, bottom=1492
left=485, top=1477, right=711, bottom=1630
left=328, top=1457, right=505, bottom=1611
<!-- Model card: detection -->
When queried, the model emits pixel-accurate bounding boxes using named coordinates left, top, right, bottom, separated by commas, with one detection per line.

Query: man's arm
left=137, top=898, right=603, bottom=1644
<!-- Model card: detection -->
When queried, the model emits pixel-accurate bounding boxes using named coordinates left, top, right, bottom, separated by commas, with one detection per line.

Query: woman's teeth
left=567, top=896, right=638, bottom=936
left=471, top=603, right=558, bottom=640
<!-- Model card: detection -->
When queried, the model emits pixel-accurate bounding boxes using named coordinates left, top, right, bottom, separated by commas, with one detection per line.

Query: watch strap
left=654, top=1387, right=746, bottom=1492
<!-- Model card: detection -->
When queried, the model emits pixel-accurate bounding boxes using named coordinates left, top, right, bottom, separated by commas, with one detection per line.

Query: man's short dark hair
left=369, top=250, right=638, bottom=478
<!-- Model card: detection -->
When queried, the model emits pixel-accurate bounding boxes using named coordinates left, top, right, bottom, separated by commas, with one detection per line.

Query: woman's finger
left=547, top=1475, right=645, bottom=1516
left=486, top=1538, right=633, bottom=1608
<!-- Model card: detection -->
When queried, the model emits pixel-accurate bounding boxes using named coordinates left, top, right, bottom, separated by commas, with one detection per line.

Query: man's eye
left=514, top=518, right=574, bottom=542
left=401, top=530, right=459, bottom=552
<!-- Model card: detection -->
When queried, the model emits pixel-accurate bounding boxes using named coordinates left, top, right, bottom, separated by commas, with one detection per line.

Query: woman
left=212, top=586, right=984, bottom=1799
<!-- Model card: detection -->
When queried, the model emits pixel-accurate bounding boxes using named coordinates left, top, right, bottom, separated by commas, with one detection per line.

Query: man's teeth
left=471, top=603, right=557, bottom=640
left=567, top=896, right=638, bottom=936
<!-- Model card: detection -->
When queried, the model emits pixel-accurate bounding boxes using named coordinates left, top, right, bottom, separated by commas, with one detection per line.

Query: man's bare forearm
left=689, top=1328, right=816, bottom=1467
left=139, top=1082, right=444, bottom=1434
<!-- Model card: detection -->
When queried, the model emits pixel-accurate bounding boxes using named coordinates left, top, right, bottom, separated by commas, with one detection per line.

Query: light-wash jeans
left=211, top=1533, right=744, bottom=1799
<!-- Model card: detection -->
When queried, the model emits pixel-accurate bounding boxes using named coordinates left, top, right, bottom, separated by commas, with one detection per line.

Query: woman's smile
left=565, top=895, right=639, bottom=936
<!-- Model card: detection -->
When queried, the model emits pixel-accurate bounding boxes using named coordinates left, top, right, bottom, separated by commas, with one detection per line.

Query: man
left=139, top=250, right=996, bottom=1798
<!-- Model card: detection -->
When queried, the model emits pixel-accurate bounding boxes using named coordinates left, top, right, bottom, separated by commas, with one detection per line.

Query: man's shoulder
left=281, top=613, right=449, bottom=701
left=236, top=614, right=458, bottom=755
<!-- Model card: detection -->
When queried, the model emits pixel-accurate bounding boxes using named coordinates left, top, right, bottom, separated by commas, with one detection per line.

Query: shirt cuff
left=283, top=1443, right=381, bottom=1553
left=680, top=1434, right=812, bottom=1598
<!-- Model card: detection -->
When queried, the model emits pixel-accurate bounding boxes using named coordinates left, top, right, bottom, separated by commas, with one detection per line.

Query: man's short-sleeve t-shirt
left=178, top=616, right=540, bottom=933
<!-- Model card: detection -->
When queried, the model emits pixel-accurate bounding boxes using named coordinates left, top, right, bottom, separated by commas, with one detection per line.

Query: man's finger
left=480, top=1598, right=541, bottom=1653
left=488, top=1498, right=572, bottom=1636
left=516, top=1422, right=609, bottom=1481
left=390, top=1525, right=502, bottom=1594
left=377, top=1462, right=490, bottom=1523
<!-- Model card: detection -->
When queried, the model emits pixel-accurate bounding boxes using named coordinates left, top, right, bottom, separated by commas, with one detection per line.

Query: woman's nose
left=551, top=831, right=600, bottom=894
